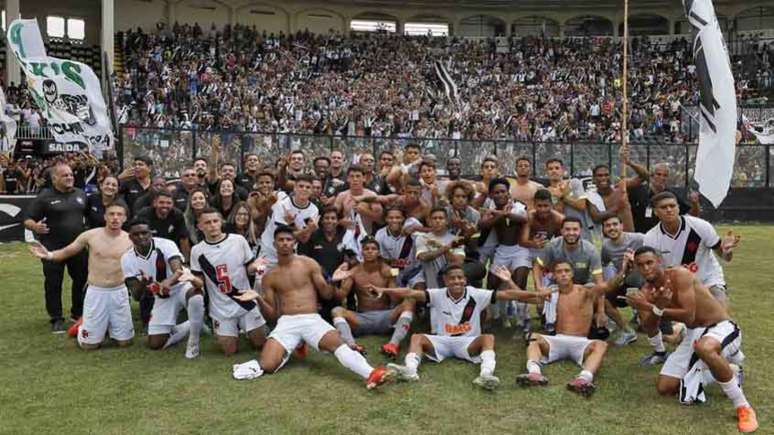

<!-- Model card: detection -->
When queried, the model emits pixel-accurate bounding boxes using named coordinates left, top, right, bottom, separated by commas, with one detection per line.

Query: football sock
left=163, top=321, right=190, bottom=349
left=333, top=317, right=356, bottom=346
left=480, top=350, right=496, bottom=377
left=389, top=311, right=413, bottom=345
left=648, top=331, right=666, bottom=353
left=718, top=376, right=749, bottom=408
left=405, top=352, right=421, bottom=374
left=527, top=360, right=542, bottom=375
left=187, top=294, right=205, bottom=346
left=334, top=344, right=373, bottom=379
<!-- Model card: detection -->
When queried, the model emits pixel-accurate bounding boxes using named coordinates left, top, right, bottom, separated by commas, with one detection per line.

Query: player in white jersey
left=642, top=192, right=740, bottom=305
left=189, top=208, right=268, bottom=356
left=258, top=174, right=319, bottom=266
left=374, top=208, right=424, bottom=288
left=370, top=264, right=550, bottom=390
left=122, top=219, right=205, bottom=359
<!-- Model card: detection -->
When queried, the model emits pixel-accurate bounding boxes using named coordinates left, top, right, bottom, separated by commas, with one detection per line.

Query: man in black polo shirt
left=132, top=177, right=168, bottom=212
left=235, top=153, right=261, bottom=191
left=135, top=190, right=190, bottom=329
left=624, top=158, right=701, bottom=233
left=171, top=166, right=198, bottom=210
left=24, top=162, right=88, bottom=333
left=119, top=156, right=153, bottom=216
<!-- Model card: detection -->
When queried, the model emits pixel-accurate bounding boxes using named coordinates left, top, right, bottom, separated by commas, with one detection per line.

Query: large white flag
left=684, top=0, right=737, bottom=207
left=7, top=19, right=113, bottom=153
left=0, top=86, right=17, bottom=152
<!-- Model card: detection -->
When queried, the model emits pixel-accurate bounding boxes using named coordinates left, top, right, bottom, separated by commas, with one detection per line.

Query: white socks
left=333, top=317, right=356, bottom=347
left=480, top=350, right=496, bottom=377
left=334, top=344, right=373, bottom=379
left=719, top=376, right=750, bottom=408
left=405, top=352, right=421, bottom=374
left=163, top=320, right=190, bottom=349
left=187, top=294, right=204, bottom=346
left=648, top=331, right=666, bottom=353
left=527, top=360, right=542, bottom=374
left=389, top=311, right=413, bottom=345
left=578, top=369, right=594, bottom=382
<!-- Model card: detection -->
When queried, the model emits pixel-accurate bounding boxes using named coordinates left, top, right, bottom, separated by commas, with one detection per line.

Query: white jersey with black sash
left=426, top=286, right=495, bottom=337
left=190, top=234, right=256, bottom=319
left=121, top=237, right=188, bottom=299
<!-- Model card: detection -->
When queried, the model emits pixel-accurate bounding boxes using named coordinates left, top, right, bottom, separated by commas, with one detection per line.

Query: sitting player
left=516, top=260, right=611, bottom=397
left=332, top=238, right=415, bottom=358
left=374, top=207, right=424, bottom=289
left=122, top=219, right=205, bottom=358
left=369, top=265, right=550, bottom=390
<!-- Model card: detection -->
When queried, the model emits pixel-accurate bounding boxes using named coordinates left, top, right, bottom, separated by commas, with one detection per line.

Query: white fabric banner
left=7, top=19, right=113, bottom=153
left=0, top=87, right=17, bottom=152
left=684, top=0, right=737, bottom=207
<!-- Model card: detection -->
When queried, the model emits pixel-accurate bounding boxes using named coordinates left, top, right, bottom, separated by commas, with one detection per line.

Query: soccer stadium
left=1, top=0, right=773, bottom=433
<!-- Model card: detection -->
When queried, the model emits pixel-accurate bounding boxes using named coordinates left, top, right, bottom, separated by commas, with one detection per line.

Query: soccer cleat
left=567, top=377, right=596, bottom=397
left=185, top=340, right=200, bottom=359
left=387, top=363, right=420, bottom=382
left=516, top=372, right=549, bottom=387
left=52, top=319, right=67, bottom=334
left=67, top=318, right=83, bottom=337
left=640, top=351, right=669, bottom=367
left=381, top=343, right=399, bottom=359
left=294, top=343, right=308, bottom=359
left=614, top=330, right=638, bottom=347
left=350, top=343, right=367, bottom=356
left=473, top=374, right=500, bottom=391
left=544, top=323, right=556, bottom=335
left=365, top=366, right=395, bottom=390
left=736, top=406, right=758, bottom=433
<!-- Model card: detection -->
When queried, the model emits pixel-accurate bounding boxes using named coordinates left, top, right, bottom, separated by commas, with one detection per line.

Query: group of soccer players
left=27, top=142, right=758, bottom=432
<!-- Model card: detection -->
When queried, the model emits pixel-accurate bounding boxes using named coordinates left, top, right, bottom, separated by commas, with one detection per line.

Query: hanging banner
left=7, top=19, right=113, bottom=154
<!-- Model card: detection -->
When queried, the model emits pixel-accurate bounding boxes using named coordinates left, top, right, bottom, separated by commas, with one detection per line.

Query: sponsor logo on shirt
left=445, top=322, right=472, bottom=335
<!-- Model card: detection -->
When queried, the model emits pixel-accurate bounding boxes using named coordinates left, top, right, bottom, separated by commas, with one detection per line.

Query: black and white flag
left=434, top=60, right=459, bottom=107
left=684, top=0, right=737, bottom=207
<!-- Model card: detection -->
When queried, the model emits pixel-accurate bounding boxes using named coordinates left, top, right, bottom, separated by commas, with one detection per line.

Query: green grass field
left=0, top=225, right=771, bottom=434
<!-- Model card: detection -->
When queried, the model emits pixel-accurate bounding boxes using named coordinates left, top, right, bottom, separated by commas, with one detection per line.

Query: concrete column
left=101, top=0, right=115, bottom=73
left=167, top=0, right=178, bottom=26
left=5, top=0, right=21, bottom=86
left=396, top=20, right=404, bottom=35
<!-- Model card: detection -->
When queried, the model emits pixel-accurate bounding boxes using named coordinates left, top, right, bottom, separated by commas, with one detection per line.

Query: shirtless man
left=334, top=165, right=383, bottom=234
left=331, top=238, right=415, bottom=359
left=232, top=227, right=393, bottom=389
left=510, top=156, right=544, bottom=210
left=524, top=189, right=564, bottom=259
left=625, top=246, right=757, bottom=433
left=515, top=261, right=610, bottom=397
left=29, top=202, right=134, bottom=350
left=586, top=164, right=635, bottom=233
left=373, top=264, right=550, bottom=391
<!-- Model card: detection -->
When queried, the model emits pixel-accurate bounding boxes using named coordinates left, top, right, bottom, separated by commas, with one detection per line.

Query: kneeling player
left=122, top=219, right=205, bottom=358
left=232, top=227, right=393, bottom=389
left=516, top=261, right=610, bottom=396
left=626, top=247, right=757, bottom=433
left=332, top=238, right=414, bottom=358
left=370, top=265, right=548, bottom=391
left=189, top=209, right=268, bottom=356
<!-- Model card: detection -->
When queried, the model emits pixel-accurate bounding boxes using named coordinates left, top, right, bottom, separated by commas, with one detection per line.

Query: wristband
left=46, top=251, right=53, bottom=260
left=652, top=305, right=664, bottom=317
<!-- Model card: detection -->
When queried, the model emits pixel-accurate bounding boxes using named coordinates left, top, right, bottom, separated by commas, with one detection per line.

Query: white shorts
left=540, top=334, right=593, bottom=366
left=212, top=307, right=266, bottom=338
left=425, top=334, right=481, bottom=364
left=78, top=285, right=135, bottom=345
left=148, top=284, right=192, bottom=335
left=661, top=320, right=743, bottom=379
left=269, top=313, right=335, bottom=353
left=493, top=244, right=531, bottom=270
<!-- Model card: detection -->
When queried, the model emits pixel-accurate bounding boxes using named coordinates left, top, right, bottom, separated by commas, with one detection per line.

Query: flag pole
left=621, top=0, right=629, bottom=179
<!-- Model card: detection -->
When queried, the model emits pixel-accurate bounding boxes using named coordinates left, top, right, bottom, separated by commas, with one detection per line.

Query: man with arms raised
left=231, top=227, right=394, bottom=389
left=332, top=238, right=415, bottom=358
left=516, top=261, right=610, bottom=396
left=122, top=219, right=204, bottom=358
left=29, top=202, right=134, bottom=349
left=626, top=247, right=756, bottom=433
left=372, top=265, right=549, bottom=390
left=189, top=208, right=267, bottom=356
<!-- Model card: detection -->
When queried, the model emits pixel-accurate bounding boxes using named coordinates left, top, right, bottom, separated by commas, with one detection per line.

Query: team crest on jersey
left=76, top=197, right=84, bottom=204
left=81, top=329, right=89, bottom=338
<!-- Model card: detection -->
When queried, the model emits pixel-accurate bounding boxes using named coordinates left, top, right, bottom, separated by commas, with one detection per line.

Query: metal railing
left=118, top=126, right=773, bottom=189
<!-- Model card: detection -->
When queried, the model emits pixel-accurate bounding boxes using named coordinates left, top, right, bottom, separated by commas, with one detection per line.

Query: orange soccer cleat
left=365, top=366, right=395, bottom=390
left=380, top=342, right=399, bottom=359
left=67, top=318, right=83, bottom=338
left=737, top=406, right=759, bottom=433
